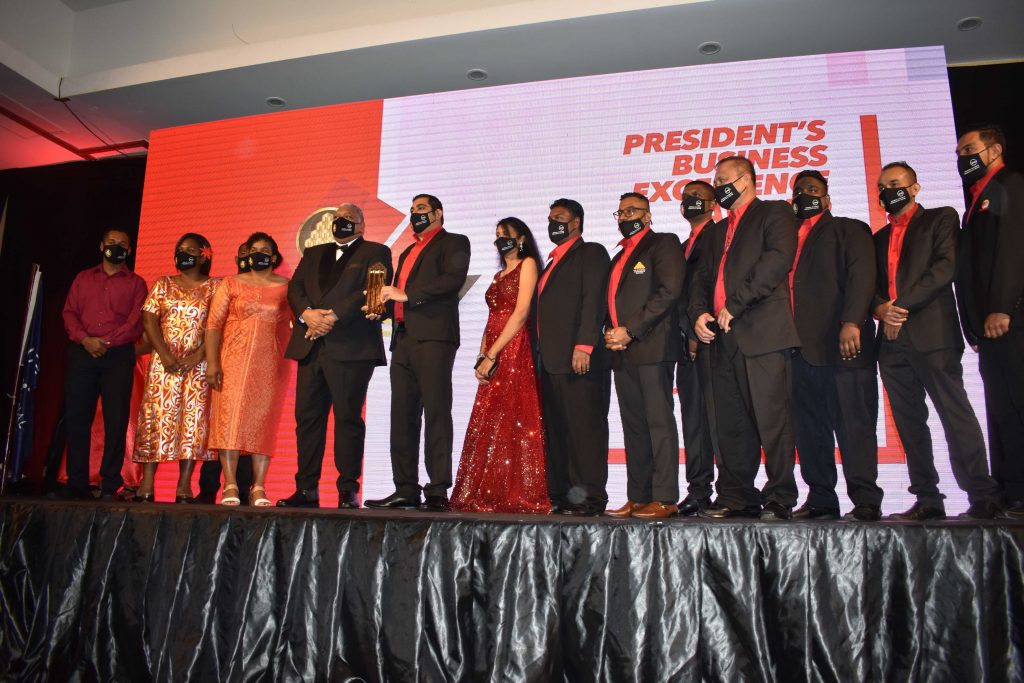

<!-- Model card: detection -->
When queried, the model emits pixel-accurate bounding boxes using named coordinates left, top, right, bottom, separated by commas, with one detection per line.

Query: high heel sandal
left=135, top=492, right=155, bottom=503
left=175, top=494, right=195, bottom=504
left=221, top=485, right=240, bottom=506
left=250, top=486, right=271, bottom=507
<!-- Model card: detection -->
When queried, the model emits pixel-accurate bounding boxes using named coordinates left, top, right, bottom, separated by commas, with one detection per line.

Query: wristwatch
left=626, top=328, right=638, bottom=341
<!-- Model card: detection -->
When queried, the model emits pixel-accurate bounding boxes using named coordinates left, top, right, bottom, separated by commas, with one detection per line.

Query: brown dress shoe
left=606, top=501, right=643, bottom=518
left=633, top=501, right=679, bottom=519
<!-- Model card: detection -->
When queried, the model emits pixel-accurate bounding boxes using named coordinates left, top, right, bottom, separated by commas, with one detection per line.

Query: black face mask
left=618, top=219, right=645, bottom=239
left=879, top=187, right=913, bottom=216
left=682, top=196, right=708, bottom=220
left=175, top=251, right=198, bottom=271
left=333, top=217, right=357, bottom=239
left=102, top=244, right=129, bottom=264
left=548, top=219, right=571, bottom=244
left=249, top=252, right=273, bottom=271
left=792, top=193, right=825, bottom=220
left=957, top=151, right=988, bottom=186
left=410, top=211, right=432, bottom=234
left=495, top=237, right=518, bottom=256
left=714, top=180, right=743, bottom=210
left=237, top=257, right=251, bottom=274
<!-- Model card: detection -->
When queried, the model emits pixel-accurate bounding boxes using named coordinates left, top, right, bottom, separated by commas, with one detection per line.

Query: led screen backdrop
left=138, top=45, right=981, bottom=512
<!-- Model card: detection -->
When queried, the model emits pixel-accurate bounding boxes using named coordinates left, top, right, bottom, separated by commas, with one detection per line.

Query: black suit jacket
left=872, top=205, right=964, bottom=353
left=688, top=198, right=801, bottom=356
left=608, top=230, right=684, bottom=366
left=792, top=212, right=877, bottom=368
left=955, top=166, right=1024, bottom=344
left=678, top=222, right=715, bottom=343
left=285, top=238, right=393, bottom=364
left=534, top=239, right=610, bottom=375
left=389, top=228, right=471, bottom=348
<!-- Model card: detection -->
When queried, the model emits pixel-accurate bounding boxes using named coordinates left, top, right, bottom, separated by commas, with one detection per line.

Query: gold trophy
left=365, top=262, right=388, bottom=316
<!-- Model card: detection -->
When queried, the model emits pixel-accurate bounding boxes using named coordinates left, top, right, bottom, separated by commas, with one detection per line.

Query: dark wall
left=948, top=62, right=1024, bottom=169
left=0, top=156, right=146, bottom=483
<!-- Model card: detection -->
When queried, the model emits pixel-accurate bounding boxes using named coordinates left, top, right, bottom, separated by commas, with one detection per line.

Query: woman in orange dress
left=133, top=233, right=218, bottom=502
left=205, top=232, right=291, bottom=506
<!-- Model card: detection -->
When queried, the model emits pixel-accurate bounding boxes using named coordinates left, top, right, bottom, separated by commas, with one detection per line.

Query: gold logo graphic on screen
left=295, top=207, right=339, bottom=255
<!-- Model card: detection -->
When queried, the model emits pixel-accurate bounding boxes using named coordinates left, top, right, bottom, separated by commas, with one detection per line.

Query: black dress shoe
left=364, top=492, right=422, bottom=509
left=276, top=490, right=321, bottom=508
left=1001, top=500, right=1024, bottom=520
left=563, top=502, right=606, bottom=517
left=677, top=496, right=711, bottom=516
left=337, top=491, right=360, bottom=509
left=889, top=501, right=945, bottom=521
left=843, top=504, right=882, bottom=521
left=959, top=500, right=1001, bottom=520
left=192, top=491, right=217, bottom=505
left=699, top=502, right=761, bottom=519
left=792, top=503, right=840, bottom=520
left=759, top=502, right=792, bottom=521
left=421, top=495, right=450, bottom=512
left=99, top=490, right=119, bottom=502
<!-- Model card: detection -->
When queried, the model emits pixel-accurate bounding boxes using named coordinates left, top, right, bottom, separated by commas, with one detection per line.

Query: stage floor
left=1, top=499, right=1022, bottom=682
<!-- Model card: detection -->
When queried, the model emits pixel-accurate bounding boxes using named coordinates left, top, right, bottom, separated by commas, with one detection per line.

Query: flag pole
left=2, top=264, right=41, bottom=495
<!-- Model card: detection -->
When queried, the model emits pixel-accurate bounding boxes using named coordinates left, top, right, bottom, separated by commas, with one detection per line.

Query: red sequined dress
left=451, top=262, right=548, bottom=513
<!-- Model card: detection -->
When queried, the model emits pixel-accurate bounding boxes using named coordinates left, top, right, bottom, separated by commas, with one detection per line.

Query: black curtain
left=0, top=156, right=146, bottom=485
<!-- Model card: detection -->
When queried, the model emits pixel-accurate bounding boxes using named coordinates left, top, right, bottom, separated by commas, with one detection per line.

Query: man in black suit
left=955, top=124, right=1024, bottom=519
left=365, top=194, right=470, bottom=511
left=276, top=203, right=392, bottom=509
left=788, top=170, right=883, bottom=521
left=535, top=198, right=611, bottom=516
left=675, top=181, right=719, bottom=516
left=604, top=192, right=684, bottom=519
left=690, top=156, right=801, bottom=520
left=873, top=161, right=1000, bottom=520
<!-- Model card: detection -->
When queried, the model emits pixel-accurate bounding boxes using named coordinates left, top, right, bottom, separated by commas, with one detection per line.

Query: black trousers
left=613, top=361, right=679, bottom=504
left=64, top=343, right=135, bottom=493
left=978, top=328, right=1024, bottom=501
left=390, top=332, right=457, bottom=497
left=709, top=332, right=797, bottom=509
left=878, top=340, right=999, bottom=506
left=540, top=365, right=610, bottom=507
left=676, top=346, right=717, bottom=500
left=198, top=459, right=253, bottom=503
left=791, top=354, right=883, bottom=509
left=294, top=345, right=376, bottom=495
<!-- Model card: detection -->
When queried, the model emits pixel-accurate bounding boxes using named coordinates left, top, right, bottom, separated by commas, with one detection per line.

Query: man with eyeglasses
left=787, top=170, right=882, bottom=521
left=954, top=124, right=1024, bottom=519
left=604, top=192, right=684, bottom=518
left=689, top=156, right=800, bottom=520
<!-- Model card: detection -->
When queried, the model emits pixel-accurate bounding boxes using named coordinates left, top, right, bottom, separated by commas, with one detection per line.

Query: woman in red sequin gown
left=452, top=217, right=548, bottom=513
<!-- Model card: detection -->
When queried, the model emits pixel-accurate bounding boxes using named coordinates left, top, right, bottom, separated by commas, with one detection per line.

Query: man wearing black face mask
left=604, top=192, right=684, bottom=519
left=688, top=156, right=800, bottom=520
left=873, top=161, right=1000, bottom=520
left=60, top=229, right=148, bottom=500
left=954, top=125, right=1024, bottom=519
left=787, top=170, right=882, bottom=521
left=365, top=194, right=471, bottom=511
left=277, top=203, right=393, bottom=509
left=675, top=181, right=719, bottom=515
left=533, top=198, right=611, bottom=515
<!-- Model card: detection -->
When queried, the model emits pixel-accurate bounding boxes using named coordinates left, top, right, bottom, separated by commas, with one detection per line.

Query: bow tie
left=336, top=243, right=349, bottom=253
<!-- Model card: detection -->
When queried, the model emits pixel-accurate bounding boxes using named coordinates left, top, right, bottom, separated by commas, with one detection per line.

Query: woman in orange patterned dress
left=205, top=232, right=291, bottom=506
left=133, top=233, right=218, bottom=502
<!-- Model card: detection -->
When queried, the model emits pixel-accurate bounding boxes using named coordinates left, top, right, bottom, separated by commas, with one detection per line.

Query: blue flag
left=11, top=275, right=42, bottom=482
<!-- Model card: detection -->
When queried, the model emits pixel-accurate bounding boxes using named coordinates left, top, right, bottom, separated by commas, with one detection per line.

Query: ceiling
left=1, top=0, right=1022, bottom=170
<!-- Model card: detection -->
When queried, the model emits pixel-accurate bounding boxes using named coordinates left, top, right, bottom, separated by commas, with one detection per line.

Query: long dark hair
left=243, top=231, right=283, bottom=269
left=496, top=216, right=541, bottom=268
left=175, top=232, right=212, bottom=276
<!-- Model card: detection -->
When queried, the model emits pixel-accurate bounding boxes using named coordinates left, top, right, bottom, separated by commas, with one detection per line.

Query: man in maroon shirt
left=61, top=229, right=147, bottom=499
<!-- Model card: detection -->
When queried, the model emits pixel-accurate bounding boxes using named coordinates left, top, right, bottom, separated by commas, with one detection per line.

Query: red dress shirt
left=887, top=203, right=919, bottom=301
left=538, top=235, right=593, bottom=354
left=789, top=212, right=825, bottom=313
left=684, top=219, right=711, bottom=261
left=62, top=264, right=148, bottom=346
left=966, top=161, right=1003, bottom=222
left=607, top=226, right=651, bottom=329
left=713, top=200, right=752, bottom=315
left=394, top=226, right=442, bottom=323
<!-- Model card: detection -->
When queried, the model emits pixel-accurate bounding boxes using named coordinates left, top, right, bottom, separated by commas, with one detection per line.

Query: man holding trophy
left=277, top=203, right=393, bottom=509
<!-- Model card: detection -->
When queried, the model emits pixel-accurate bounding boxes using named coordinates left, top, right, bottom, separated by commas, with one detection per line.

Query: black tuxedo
left=534, top=238, right=611, bottom=508
left=388, top=228, right=471, bottom=497
left=790, top=212, right=881, bottom=509
left=873, top=205, right=998, bottom=506
left=286, top=238, right=393, bottom=498
left=676, top=224, right=718, bottom=501
left=608, top=229, right=684, bottom=504
left=688, top=198, right=799, bottom=509
left=956, top=167, right=1024, bottom=502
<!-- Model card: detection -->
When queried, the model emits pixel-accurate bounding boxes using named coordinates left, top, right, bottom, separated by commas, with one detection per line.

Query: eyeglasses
left=612, top=206, right=647, bottom=220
